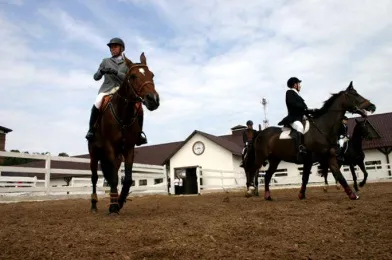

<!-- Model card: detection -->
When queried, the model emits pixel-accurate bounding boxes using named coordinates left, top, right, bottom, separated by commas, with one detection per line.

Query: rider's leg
left=290, top=121, right=306, bottom=153
left=337, top=138, right=344, bottom=160
left=86, top=93, right=105, bottom=141
left=240, top=146, right=247, bottom=167
left=136, top=104, right=147, bottom=146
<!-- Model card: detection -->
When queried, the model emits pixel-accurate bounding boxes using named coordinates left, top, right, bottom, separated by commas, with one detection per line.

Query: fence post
left=45, top=154, right=51, bottom=195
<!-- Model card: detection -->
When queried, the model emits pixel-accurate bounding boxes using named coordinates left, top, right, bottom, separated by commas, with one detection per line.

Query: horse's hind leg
left=298, top=161, right=312, bottom=200
left=263, top=158, right=280, bottom=200
left=119, top=150, right=135, bottom=210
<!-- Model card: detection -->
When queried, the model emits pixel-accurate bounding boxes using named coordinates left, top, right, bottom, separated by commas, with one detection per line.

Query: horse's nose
left=146, top=93, right=159, bottom=105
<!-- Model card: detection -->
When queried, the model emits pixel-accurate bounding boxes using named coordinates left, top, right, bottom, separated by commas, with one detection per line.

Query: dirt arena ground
left=1, top=182, right=392, bottom=260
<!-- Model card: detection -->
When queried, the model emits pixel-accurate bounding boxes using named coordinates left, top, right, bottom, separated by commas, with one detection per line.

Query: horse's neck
left=112, top=87, right=136, bottom=121
left=313, top=108, right=346, bottom=142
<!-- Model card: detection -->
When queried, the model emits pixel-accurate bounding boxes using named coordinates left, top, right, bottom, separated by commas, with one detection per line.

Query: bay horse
left=243, top=82, right=376, bottom=201
left=321, top=118, right=373, bottom=193
left=88, top=52, right=160, bottom=214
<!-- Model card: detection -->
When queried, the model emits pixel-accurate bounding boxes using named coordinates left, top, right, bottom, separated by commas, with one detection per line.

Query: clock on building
left=192, top=141, right=205, bottom=155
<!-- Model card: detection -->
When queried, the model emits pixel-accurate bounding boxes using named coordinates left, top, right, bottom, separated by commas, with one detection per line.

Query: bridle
left=108, top=63, right=156, bottom=129
left=115, top=64, right=155, bottom=104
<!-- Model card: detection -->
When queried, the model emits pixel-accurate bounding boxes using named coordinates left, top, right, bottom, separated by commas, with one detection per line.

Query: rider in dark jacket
left=240, top=120, right=258, bottom=167
left=278, top=77, right=318, bottom=156
left=337, top=116, right=349, bottom=161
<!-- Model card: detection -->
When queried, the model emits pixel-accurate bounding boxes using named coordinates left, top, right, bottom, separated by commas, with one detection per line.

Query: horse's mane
left=312, top=90, right=345, bottom=118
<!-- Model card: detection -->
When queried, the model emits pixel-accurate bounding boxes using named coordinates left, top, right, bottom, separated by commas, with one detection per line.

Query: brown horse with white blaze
left=88, top=52, right=160, bottom=214
left=244, top=82, right=376, bottom=201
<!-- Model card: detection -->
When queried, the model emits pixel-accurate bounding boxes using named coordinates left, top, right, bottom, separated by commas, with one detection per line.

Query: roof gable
left=162, top=130, right=243, bottom=164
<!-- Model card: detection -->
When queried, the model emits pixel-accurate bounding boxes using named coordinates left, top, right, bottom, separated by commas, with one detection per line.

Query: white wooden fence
left=0, top=151, right=168, bottom=196
left=196, top=163, right=392, bottom=193
left=1, top=151, right=391, bottom=198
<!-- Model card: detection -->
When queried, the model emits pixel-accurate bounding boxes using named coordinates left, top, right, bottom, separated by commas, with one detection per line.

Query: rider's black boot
left=86, top=105, right=100, bottom=141
left=136, top=115, right=147, bottom=146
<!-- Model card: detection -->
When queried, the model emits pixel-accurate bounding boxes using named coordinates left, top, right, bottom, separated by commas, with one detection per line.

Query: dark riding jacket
left=242, top=129, right=258, bottom=145
left=338, top=123, right=349, bottom=139
left=94, top=56, right=129, bottom=94
left=278, top=89, right=308, bottom=126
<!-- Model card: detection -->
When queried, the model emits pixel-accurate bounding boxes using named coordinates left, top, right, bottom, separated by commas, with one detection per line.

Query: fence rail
left=0, top=151, right=168, bottom=196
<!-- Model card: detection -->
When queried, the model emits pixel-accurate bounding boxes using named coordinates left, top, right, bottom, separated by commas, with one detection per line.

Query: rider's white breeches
left=338, top=139, right=344, bottom=147
left=338, top=137, right=349, bottom=147
left=94, top=93, right=107, bottom=109
left=94, top=87, right=120, bottom=109
left=290, top=121, right=304, bottom=134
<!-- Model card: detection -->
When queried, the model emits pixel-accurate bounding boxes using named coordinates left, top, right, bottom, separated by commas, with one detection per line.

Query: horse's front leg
left=328, top=153, right=359, bottom=200
left=298, top=160, right=312, bottom=200
left=90, top=157, right=99, bottom=212
left=254, top=174, right=259, bottom=196
left=119, top=148, right=135, bottom=210
left=349, top=165, right=359, bottom=192
left=321, top=165, right=329, bottom=192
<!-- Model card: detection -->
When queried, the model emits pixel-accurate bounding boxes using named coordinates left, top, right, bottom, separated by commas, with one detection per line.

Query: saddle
left=100, top=95, right=143, bottom=114
left=279, top=119, right=310, bottom=140
left=94, top=95, right=143, bottom=129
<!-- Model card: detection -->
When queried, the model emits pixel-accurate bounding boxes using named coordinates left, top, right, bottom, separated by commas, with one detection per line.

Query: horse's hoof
left=359, top=182, right=365, bottom=187
left=264, top=196, right=273, bottom=201
left=245, top=192, right=253, bottom=198
left=323, top=187, right=328, bottom=193
left=349, top=193, right=360, bottom=200
left=91, top=208, right=98, bottom=213
left=298, top=193, right=306, bottom=200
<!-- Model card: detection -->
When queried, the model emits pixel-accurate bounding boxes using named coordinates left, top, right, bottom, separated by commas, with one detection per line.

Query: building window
left=139, top=179, right=147, bottom=186
left=154, top=178, right=163, bottom=184
left=275, top=168, right=288, bottom=177
left=365, top=160, right=382, bottom=170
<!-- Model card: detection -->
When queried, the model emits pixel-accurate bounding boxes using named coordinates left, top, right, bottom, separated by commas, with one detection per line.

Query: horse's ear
left=346, top=81, right=353, bottom=91
left=140, top=52, right=147, bottom=65
left=122, top=53, right=133, bottom=68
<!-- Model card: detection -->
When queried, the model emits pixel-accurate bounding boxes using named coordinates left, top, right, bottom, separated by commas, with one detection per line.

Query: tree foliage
left=0, top=150, right=69, bottom=166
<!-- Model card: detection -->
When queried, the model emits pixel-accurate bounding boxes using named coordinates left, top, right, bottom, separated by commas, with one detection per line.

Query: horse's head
left=355, top=118, right=373, bottom=140
left=122, top=52, right=160, bottom=111
left=342, top=81, right=376, bottom=117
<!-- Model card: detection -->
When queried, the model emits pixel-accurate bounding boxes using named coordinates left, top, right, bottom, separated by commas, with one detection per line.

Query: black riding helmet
left=107, top=37, right=125, bottom=50
left=287, top=77, right=301, bottom=88
left=246, top=120, right=253, bottom=126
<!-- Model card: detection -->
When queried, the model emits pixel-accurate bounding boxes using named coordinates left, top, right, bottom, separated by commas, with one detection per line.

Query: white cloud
left=1, top=0, right=392, bottom=156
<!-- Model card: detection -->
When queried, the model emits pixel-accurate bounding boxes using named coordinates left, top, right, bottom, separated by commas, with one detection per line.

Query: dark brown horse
left=244, top=82, right=376, bottom=201
left=88, top=52, right=160, bottom=214
left=321, top=118, right=373, bottom=193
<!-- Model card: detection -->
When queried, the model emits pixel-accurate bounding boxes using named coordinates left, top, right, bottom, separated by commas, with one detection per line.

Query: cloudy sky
left=1, top=0, right=391, bottom=156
